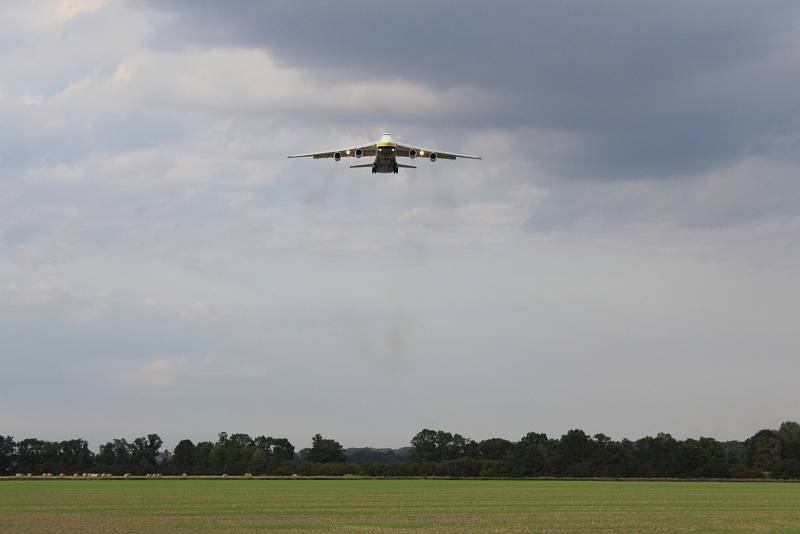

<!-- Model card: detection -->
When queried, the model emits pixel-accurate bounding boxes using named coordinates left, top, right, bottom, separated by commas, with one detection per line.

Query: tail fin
left=396, top=164, right=417, bottom=169
left=349, top=163, right=374, bottom=168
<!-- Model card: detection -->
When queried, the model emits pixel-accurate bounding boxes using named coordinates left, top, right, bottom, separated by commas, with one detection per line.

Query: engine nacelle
left=334, top=152, right=342, bottom=161
left=408, top=149, right=417, bottom=159
left=355, top=149, right=363, bottom=159
left=429, top=152, right=438, bottom=162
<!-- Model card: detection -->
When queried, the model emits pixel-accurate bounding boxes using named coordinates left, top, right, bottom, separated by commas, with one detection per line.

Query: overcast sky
left=2, top=1, right=800, bottom=450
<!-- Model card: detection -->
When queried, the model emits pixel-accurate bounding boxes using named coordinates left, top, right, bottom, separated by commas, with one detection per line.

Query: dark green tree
left=97, top=441, right=118, bottom=469
left=589, top=438, right=636, bottom=477
left=410, top=429, right=474, bottom=462
left=410, top=429, right=439, bottom=461
left=173, top=439, right=196, bottom=469
left=513, top=432, right=550, bottom=476
left=345, top=448, right=403, bottom=464
left=225, top=433, right=255, bottom=473
left=0, top=436, right=14, bottom=475
left=634, top=433, right=679, bottom=477
left=777, top=421, right=800, bottom=460
left=675, top=437, right=728, bottom=477
left=753, top=436, right=782, bottom=472
left=554, top=429, right=595, bottom=475
left=308, top=434, right=345, bottom=463
left=131, top=434, right=163, bottom=471
left=478, top=438, right=514, bottom=460
left=745, top=429, right=782, bottom=474
left=57, top=439, right=93, bottom=472
left=269, top=438, right=295, bottom=462
left=16, top=439, right=47, bottom=473
left=193, top=441, right=214, bottom=472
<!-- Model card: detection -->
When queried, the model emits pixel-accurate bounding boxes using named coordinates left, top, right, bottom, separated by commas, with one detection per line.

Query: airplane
left=287, top=133, right=481, bottom=173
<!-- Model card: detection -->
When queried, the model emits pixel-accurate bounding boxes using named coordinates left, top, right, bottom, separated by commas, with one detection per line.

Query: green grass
left=2, top=479, right=800, bottom=533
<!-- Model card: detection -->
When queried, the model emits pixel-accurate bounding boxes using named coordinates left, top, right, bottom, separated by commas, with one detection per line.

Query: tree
left=16, top=439, right=47, bottom=474
left=193, top=441, right=214, bottom=472
left=58, top=439, right=93, bottom=472
left=778, top=421, right=800, bottom=441
left=442, top=433, right=474, bottom=460
left=771, top=458, right=800, bottom=479
left=249, top=436, right=295, bottom=473
left=512, top=433, right=550, bottom=476
left=225, top=433, right=255, bottom=473
left=131, top=434, right=163, bottom=471
left=410, top=429, right=474, bottom=462
left=297, top=448, right=311, bottom=462
left=753, top=436, right=782, bottom=472
left=249, top=447, right=268, bottom=474
left=3, top=423, right=800, bottom=478
left=554, top=429, right=595, bottom=474
left=269, top=438, right=295, bottom=462
left=97, top=442, right=117, bottom=468
left=173, top=439, right=196, bottom=469
left=634, top=433, right=679, bottom=477
left=589, top=438, right=636, bottom=477
left=745, top=430, right=782, bottom=473
left=675, top=437, right=728, bottom=478
left=478, top=438, right=514, bottom=460
left=411, top=429, right=440, bottom=462
left=308, top=434, right=345, bottom=463
left=777, top=421, right=800, bottom=461
left=0, top=436, right=15, bottom=475
left=345, top=448, right=403, bottom=464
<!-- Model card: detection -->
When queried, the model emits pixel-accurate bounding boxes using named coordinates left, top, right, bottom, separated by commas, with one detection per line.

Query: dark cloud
left=147, top=0, right=800, bottom=179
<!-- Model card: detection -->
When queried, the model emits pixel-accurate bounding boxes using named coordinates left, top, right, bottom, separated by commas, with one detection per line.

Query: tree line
left=2, top=422, right=799, bottom=478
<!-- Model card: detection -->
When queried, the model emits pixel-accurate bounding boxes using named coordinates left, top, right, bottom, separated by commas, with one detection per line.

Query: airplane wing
left=394, top=143, right=481, bottom=160
left=287, top=143, right=377, bottom=159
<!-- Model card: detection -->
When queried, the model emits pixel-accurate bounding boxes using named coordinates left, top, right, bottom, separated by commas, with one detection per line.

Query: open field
left=2, top=479, right=800, bottom=533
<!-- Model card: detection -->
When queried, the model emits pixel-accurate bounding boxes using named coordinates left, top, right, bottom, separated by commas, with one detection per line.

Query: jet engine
left=355, top=149, right=363, bottom=159
left=334, top=152, right=342, bottom=161
left=429, top=152, right=438, bottom=162
left=408, top=149, right=417, bottom=159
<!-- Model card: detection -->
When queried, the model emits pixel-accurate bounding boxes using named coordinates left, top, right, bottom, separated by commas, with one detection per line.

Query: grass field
left=2, top=479, right=800, bottom=533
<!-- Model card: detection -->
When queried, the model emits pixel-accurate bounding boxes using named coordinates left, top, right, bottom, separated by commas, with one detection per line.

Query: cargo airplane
left=288, top=133, right=481, bottom=173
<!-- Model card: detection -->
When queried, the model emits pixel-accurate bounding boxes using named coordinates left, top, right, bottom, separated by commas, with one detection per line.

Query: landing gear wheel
left=371, top=166, right=377, bottom=174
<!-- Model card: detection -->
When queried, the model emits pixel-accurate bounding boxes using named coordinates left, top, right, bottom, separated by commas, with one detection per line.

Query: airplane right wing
left=394, top=142, right=482, bottom=160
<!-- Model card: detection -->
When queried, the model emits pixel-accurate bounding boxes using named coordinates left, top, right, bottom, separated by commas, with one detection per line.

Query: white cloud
left=131, top=355, right=190, bottom=389
left=43, top=47, right=496, bottom=121
left=95, top=350, right=271, bottom=393
left=56, top=0, right=107, bottom=21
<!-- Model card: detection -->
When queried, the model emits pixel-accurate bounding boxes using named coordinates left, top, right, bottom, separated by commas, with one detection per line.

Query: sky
left=2, top=0, right=800, bottom=451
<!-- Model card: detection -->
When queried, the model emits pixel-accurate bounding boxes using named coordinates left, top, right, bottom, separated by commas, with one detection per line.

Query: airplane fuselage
left=373, top=145, right=399, bottom=174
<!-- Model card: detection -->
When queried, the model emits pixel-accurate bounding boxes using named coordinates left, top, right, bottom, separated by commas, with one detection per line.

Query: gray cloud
left=2, top=1, right=800, bottom=450
left=149, top=0, right=800, bottom=178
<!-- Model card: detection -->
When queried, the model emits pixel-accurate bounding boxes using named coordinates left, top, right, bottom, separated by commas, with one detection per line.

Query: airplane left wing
left=287, top=143, right=377, bottom=159
left=394, top=143, right=481, bottom=160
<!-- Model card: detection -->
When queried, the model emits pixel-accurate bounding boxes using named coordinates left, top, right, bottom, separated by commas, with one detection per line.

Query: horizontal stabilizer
left=396, top=164, right=417, bottom=168
left=349, top=163, right=374, bottom=168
